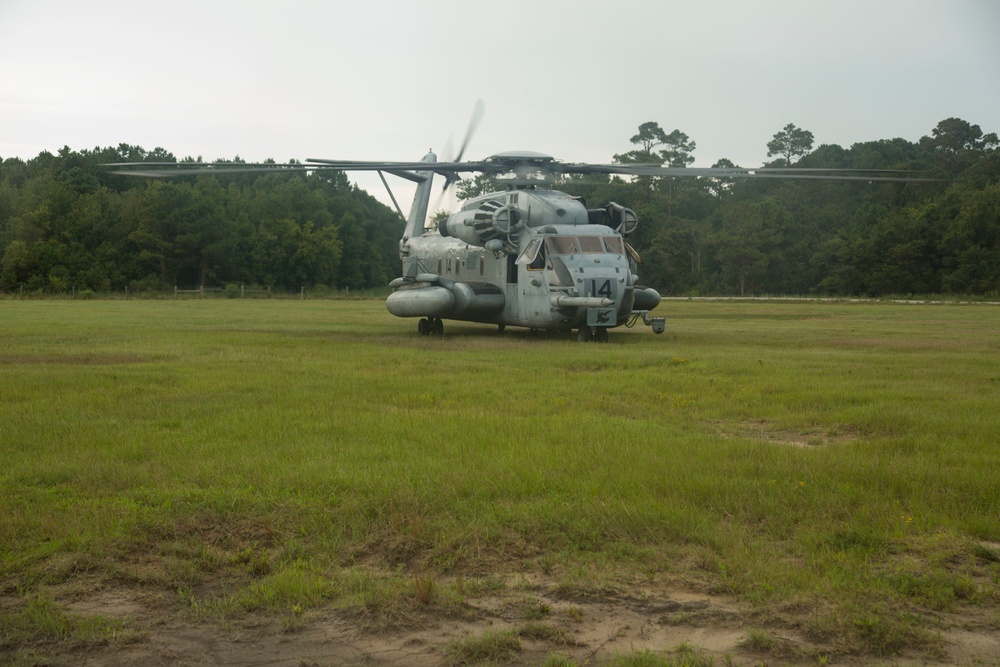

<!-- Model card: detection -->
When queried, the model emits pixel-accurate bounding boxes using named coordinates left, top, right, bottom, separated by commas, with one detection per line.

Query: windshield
left=524, top=234, right=629, bottom=261
left=602, top=236, right=624, bottom=254
left=542, top=235, right=624, bottom=255
left=545, top=236, right=576, bottom=255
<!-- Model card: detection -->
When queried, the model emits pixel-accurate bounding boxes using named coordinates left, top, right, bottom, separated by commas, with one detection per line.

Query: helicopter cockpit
left=515, top=231, right=636, bottom=273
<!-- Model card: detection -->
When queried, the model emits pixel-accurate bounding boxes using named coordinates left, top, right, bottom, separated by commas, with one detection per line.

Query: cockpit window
left=603, top=236, right=624, bottom=254
left=545, top=236, right=576, bottom=255
left=527, top=234, right=626, bottom=258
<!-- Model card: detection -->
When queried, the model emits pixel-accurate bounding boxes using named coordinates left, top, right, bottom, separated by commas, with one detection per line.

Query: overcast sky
left=1, top=0, right=997, bottom=209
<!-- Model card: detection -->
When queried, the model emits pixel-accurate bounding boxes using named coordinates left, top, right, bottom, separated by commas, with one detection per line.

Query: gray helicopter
left=359, top=149, right=662, bottom=342
left=109, top=134, right=934, bottom=342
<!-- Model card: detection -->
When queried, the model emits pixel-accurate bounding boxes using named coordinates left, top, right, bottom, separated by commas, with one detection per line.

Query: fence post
left=267, top=286, right=271, bottom=298
left=241, top=284, right=245, bottom=298
left=301, top=286, right=304, bottom=299
left=174, top=286, right=178, bottom=298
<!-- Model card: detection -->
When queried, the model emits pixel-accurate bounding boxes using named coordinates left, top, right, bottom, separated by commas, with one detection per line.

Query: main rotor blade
left=110, top=159, right=505, bottom=178
left=309, top=159, right=939, bottom=182
left=106, top=165, right=318, bottom=177
left=453, top=99, right=485, bottom=164
left=441, top=99, right=487, bottom=196
left=106, top=156, right=943, bottom=183
left=101, top=161, right=297, bottom=167
left=305, top=158, right=493, bottom=172
left=548, top=163, right=942, bottom=182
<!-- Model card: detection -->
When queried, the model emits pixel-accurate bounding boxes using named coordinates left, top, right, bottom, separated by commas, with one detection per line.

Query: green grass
left=444, top=623, right=577, bottom=665
left=2, top=299, right=999, bottom=659
left=445, top=629, right=521, bottom=665
left=609, top=645, right=716, bottom=667
left=0, top=593, right=138, bottom=653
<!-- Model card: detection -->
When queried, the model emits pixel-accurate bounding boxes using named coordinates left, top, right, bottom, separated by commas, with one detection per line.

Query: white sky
left=1, top=0, right=998, bottom=211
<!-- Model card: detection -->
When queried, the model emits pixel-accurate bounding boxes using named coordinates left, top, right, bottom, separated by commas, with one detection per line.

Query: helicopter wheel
left=576, top=326, right=591, bottom=343
left=418, top=318, right=429, bottom=336
left=497, top=324, right=505, bottom=334
left=432, top=318, right=444, bottom=335
left=594, top=327, right=609, bottom=343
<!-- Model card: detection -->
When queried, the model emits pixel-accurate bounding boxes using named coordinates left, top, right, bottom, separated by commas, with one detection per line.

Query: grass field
left=1, top=298, right=998, bottom=665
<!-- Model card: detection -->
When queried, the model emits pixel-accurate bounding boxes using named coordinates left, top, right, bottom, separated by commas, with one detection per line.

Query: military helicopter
left=109, top=125, right=933, bottom=342
left=345, top=149, right=664, bottom=342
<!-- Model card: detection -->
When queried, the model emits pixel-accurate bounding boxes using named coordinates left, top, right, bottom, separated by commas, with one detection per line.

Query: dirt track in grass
left=14, top=577, right=1000, bottom=667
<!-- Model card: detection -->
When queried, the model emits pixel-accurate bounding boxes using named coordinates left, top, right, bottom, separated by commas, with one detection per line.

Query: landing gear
left=497, top=324, right=506, bottom=334
left=577, top=326, right=609, bottom=343
left=418, top=318, right=444, bottom=336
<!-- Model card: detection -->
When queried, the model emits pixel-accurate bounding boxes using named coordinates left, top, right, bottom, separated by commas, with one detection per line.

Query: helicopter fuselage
left=386, top=187, right=664, bottom=338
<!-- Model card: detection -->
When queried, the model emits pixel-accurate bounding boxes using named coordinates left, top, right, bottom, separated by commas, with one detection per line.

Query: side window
left=530, top=245, right=546, bottom=270
left=515, top=238, right=543, bottom=267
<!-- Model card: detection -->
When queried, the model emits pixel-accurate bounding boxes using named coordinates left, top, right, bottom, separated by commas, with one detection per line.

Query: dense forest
left=547, top=117, right=999, bottom=297
left=0, top=146, right=402, bottom=294
left=1, top=117, right=997, bottom=296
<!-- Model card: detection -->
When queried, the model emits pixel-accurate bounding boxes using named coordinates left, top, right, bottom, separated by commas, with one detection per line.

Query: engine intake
left=439, top=200, right=520, bottom=247
left=587, top=202, right=638, bottom=236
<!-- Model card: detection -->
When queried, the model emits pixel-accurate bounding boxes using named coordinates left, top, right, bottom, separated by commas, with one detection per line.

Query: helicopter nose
left=574, top=268, right=629, bottom=324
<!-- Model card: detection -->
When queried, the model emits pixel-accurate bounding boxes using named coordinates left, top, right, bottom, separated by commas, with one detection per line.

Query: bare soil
left=12, top=577, right=1000, bottom=666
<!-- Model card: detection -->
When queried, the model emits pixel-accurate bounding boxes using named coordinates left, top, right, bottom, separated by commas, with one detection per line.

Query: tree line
left=0, top=145, right=402, bottom=293
left=1, top=117, right=998, bottom=296
left=546, top=117, right=999, bottom=296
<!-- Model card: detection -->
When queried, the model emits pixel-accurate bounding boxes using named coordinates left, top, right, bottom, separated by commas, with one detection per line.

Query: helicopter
left=109, top=136, right=935, bottom=342
left=361, top=149, right=663, bottom=342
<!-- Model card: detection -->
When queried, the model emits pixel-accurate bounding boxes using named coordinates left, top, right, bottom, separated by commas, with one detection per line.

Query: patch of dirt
left=940, top=629, right=1000, bottom=666
left=64, top=590, right=146, bottom=618
left=720, top=419, right=859, bottom=448
left=10, top=578, right=1000, bottom=666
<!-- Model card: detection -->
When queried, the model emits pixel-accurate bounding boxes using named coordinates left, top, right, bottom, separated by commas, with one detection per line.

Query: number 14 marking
left=590, top=279, right=613, bottom=299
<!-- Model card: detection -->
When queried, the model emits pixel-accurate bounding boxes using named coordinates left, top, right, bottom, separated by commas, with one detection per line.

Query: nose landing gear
left=577, top=326, right=609, bottom=343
